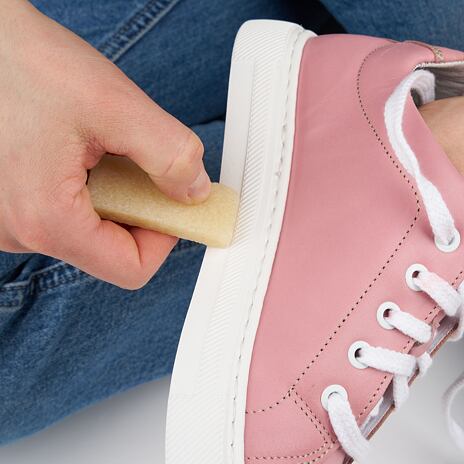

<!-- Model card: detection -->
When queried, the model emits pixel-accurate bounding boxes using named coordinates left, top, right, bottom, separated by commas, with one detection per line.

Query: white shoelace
left=325, top=70, right=464, bottom=463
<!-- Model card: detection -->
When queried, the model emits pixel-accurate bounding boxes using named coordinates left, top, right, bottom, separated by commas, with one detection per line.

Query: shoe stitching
left=292, top=390, right=334, bottom=442
left=244, top=398, right=334, bottom=463
left=246, top=389, right=333, bottom=461
left=244, top=40, right=399, bottom=464
left=354, top=40, right=464, bottom=417
left=247, top=40, right=456, bottom=456
left=246, top=446, right=333, bottom=464
left=231, top=27, right=306, bottom=452
left=357, top=270, right=464, bottom=420
left=298, top=449, right=332, bottom=464
left=243, top=39, right=459, bottom=461
left=247, top=41, right=419, bottom=416
left=246, top=389, right=334, bottom=448
left=246, top=450, right=334, bottom=464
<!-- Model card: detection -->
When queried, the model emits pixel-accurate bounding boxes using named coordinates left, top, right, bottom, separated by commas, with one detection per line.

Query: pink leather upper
left=244, top=34, right=464, bottom=463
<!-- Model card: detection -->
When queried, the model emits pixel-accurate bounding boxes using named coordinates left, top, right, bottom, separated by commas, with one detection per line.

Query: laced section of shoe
left=321, top=70, right=464, bottom=464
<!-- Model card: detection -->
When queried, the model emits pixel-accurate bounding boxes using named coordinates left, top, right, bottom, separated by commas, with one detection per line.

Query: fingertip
left=187, top=168, right=211, bottom=204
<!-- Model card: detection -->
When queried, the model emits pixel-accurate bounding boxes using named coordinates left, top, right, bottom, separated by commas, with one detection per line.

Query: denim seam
left=0, top=243, right=196, bottom=295
left=0, top=263, right=91, bottom=309
left=0, top=262, right=81, bottom=292
left=0, top=243, right=199, bottom=308
left=97, top=0, right=181, bottom=63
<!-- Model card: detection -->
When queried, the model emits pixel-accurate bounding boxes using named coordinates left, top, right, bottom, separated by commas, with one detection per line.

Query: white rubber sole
left=166, top=20, right=316, bottom=464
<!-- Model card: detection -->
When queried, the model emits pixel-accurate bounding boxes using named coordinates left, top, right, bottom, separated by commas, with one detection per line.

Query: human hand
left=0, top=0, right=211, bottom=289
left=419, top=96, right=464, bottom=175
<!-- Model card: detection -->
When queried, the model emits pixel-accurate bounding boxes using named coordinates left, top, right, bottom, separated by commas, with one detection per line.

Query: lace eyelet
left=434, top=229, right=460, bottom=253
left=405, top=263, right=428, bottom=291
left=321, top=384, right=348, bottom=411
left=377, top=301, right=399, bottom=330
left=348, top=340, right=369, bottom=369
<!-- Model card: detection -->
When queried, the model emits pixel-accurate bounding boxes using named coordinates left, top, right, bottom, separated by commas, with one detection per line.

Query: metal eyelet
left=321, top=384, right=348, bottom=411
left=405, top=263, right=428, bottom=291
left=435, top=229, right=460, bottom=253
left=377, top=301, right=400, bottom=330
left=348, top=340, right=369, bottom=369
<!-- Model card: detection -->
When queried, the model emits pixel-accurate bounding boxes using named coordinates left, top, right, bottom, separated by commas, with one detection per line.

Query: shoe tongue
left=429, top=64, right=464, bottom=99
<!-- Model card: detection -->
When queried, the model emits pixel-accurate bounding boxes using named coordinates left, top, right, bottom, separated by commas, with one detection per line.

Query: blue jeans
left=0, top=0, right=462, bottom=446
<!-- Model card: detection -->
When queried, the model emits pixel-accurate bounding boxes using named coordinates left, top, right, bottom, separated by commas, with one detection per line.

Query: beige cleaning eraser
left=88, top=155, right=239, bottom=248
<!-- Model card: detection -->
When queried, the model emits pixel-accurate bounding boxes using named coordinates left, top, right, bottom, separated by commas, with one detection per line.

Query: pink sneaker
left=166, top=20, right=464, bottom=463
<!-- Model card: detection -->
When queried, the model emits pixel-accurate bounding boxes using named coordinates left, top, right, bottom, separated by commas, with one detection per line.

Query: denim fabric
left=0, top=0, right=461, bottom=446
left=0, top=0, right=319, bottom=445
left=320, top=0, right=464, bottom=50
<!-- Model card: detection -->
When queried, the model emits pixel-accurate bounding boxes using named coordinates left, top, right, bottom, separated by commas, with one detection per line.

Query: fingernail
left=188, top=169, right=211, bottom=203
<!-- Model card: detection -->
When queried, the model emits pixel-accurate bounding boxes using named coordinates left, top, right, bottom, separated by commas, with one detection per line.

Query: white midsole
left=166, top=20, right=316, bottom=464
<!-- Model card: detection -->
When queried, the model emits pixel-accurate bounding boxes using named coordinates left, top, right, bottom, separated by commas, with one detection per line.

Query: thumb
left=92, top=88, right=211, bottom=204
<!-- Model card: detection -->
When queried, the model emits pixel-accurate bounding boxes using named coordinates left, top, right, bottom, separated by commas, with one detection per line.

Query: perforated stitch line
left=231, top=28, right=306, bottom=451
left=357, top=269, right=464, bottom=419
left=245, top=391, right=332, bottom=461
left=246, top=444, right=334, bottom=463
left=247, top=447, right=334, bottom=464
left=292, top=389, right=334, bottom=442
left=246, top=41, right=423, bottom=416
left=354, top=41, right=464, bottom=418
